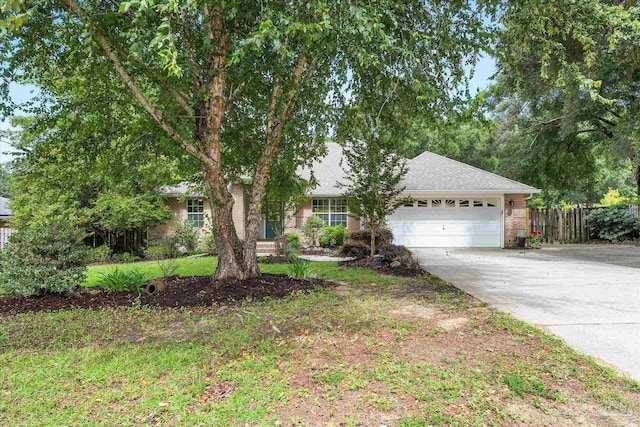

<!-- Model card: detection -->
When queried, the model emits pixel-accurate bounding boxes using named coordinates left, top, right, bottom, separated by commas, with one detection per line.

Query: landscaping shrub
left=203, top=230, right=217, bottom=255
left=0, top=221, right=90, bottom=296
left=319, top=225, right=349, bottom=248
left=588, top=208, right=639, bottom=242
left=349, top=228, right=394, bottom=252
left=113, top=251, right=136, bottom=263
left=380, top=244, right=421, bottom=270
left=99, top=268, right=148, bottom=292
left=340, top=239, right=370, bottom=259
left=286, top=233, right=301, bottom=253
left=91, top=245, right=110, bottom=263
left=526, top=231, right=542, bottom=248
left=144, top=244, right=171, bottom=260
left=301, top=215, right=325, bottom=246
left=170, top=220, right=199, bottom=252
left=157, top=258, right=180, bottom=279
left=287, top=256, right=313, bottom=278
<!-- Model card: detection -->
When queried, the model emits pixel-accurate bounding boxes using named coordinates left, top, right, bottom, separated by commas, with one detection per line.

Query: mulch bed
left=339, top=257, right=427, bottom=277
left=258, top=255, right=291, bottom=264
left=0, top=274, right=334, bottom=316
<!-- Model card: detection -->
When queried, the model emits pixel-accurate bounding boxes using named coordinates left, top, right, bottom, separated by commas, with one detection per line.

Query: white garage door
left=387, top=198, right=502, bottom=248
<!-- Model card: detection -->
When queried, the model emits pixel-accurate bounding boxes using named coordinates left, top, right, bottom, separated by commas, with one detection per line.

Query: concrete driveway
left=413, top=245, right=640, bottom=381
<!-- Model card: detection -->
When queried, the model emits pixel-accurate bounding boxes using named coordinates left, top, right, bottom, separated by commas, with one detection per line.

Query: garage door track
left=414, top=245, right=640, bottom=381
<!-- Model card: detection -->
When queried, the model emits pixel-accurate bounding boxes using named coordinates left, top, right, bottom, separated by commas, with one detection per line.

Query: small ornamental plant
left=526, top=231, right=542, bottom=249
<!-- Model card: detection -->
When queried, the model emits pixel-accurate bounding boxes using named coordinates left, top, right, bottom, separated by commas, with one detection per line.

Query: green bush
left=203, top=230, right=217, bottom=255
left=286, top=233, right=301, bottom=253
left=99, top=268, right=148, bottom=292
left=144, top=244, right=171, bottom=260
left=301, top=215, right=325, bottom=247
left=340, top=239, right=370, bottom=259
left=319, top=225, right=349, bottom=248
left=113, top=251, right=136, bottom=263
left=157, top=257, right=180, bottom=279
left=349, top=228, right=394, bottom=252
left=588, top=208, right=638, bottom=242
left=170, top=220, right=199, bottom=252
left=91, top=245, right=110, bottom=263
left=287, top=256, right=313, bottom=278
left=0, top=221, right=90, bottom=296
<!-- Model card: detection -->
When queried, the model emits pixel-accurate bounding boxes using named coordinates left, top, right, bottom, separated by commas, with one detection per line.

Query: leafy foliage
left=0, top=220, right=89, bottom=296
left=156, top=258, right=180, bottom=279
left=599, top=189, right=638, bottom=208
left=287, top=256, right=313, bottom=279
left=338, top=137, right=407, bottom=256
left=526, top=233, right=542, bottom=249
left=170, top=220, right=199, bottom=253
left=113, top=252, right=136, bottom=263
left=91, top=245, right=111, bottom=263
left=99, top=268, right=147, bottom=292
left=495, top=1, right=640, bottom=197
left=286, top=234, right=301, bottom=254
left=0, top=0, right=496, bottom=279
left=0, top=164, right=12, bottom=198
left=319, top=225, right=348, bottom=248
left=301, top=215, right=325, bottom=247
left=588, top=208, right=639, bottom=242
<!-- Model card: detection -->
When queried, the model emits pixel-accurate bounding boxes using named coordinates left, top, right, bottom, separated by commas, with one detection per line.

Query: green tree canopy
left=1, top=0, right=496, bottom=279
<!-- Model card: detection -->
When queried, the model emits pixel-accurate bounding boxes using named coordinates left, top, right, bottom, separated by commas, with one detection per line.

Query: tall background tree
left=1, top=0, right=495, bottom=279
left=494, top=0, right=640, bottom=198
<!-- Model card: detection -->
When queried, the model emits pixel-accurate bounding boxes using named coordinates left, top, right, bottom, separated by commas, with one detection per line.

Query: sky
left=0, top=55, right=497, bottom=164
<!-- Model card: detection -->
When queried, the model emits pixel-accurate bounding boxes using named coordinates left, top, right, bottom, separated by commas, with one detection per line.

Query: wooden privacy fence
left=0, top=227, right=15, bottom=249
left=527, top=205, right=639, bottom=244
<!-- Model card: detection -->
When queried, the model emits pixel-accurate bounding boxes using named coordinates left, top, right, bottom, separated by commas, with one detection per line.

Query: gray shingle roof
left=158, top=183, right=205, bottom=197
left=0, top=197, right=12, bottom=217
left=402, top=151, right=539, bottom=193
left=159, top=143, right=539, bottom=197
left=299, top=142, right=349, bottom=196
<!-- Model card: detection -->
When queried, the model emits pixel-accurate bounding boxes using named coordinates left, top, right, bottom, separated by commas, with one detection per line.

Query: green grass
left=85, top=256, right=401, bottom=287
left=1, top=258, right=638, bottom=425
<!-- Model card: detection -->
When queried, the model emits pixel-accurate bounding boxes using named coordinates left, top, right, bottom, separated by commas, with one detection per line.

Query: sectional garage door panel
left=388, top=205, right=502, bottom=248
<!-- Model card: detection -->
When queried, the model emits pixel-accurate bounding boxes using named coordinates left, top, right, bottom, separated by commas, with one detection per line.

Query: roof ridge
left=409, top=150, right=537, bottom=190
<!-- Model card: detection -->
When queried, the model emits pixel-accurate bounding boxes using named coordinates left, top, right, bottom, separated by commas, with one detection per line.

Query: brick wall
left=284, top=198, right=363, bottom=245
left=504, top=193, right=527, bottom=247
left=149, top=184, right=247, bottom=243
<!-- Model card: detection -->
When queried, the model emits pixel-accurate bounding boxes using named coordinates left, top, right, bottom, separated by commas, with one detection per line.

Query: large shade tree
left=1, top=0, right=495, bottom=279
left=495, top=0, right=640, bottom=196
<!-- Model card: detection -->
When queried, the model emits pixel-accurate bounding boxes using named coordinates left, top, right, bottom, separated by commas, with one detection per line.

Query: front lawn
left=1, top=259, right=638, bottom=425
left=85, top=256, right=401, bottom=287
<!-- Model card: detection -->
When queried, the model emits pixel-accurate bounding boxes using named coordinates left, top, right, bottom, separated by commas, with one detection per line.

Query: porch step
left=256, top=241, right=276, bottom=255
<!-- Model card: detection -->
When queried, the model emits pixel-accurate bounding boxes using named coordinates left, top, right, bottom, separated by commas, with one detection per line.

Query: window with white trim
left=187, top=198, right=205, bottom=227
left=312, top=198, right=348, bottom=227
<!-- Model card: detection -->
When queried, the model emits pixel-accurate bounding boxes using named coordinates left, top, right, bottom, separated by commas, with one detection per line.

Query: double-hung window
left=187, top=198, right=205, bottom=227
left=312, top=198, right=348, bottom=227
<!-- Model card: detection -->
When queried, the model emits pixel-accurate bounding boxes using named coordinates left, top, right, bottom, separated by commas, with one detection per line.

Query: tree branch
left=60, top=0, right=212, bottom=167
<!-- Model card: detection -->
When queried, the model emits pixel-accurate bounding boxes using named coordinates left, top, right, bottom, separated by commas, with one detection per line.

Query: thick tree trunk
left=203, top=175, right=246, bottom=280
left=370, top=225, right=377, bottom=258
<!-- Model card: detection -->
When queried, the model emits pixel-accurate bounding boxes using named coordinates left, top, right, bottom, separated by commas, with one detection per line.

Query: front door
left=264, top=200, right=283, bottom=239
